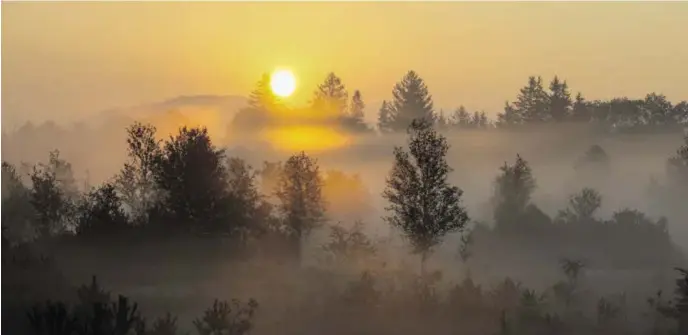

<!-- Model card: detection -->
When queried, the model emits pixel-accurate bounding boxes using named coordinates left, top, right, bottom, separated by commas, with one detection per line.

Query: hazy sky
left=2, top=2, right=687, bottom=128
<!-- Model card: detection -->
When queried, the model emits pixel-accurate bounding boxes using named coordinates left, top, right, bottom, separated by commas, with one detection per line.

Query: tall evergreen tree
left=313, top=72, right=348, bottom=118
left=377, top=101, right=395, bottom=134
left=389, top=71, right=434, bottom=131
left=382, top=118, right=469, bottom=275
left=470, top=111, right=490, bottom=128
left=450, top=106, right=472, bottom=128
left=514, top=76, right=550, bottom=123
left=492, top=155, right=536, bottom=232
left=342, top=90, right=369, bottom=133
left=248, top=73, right=281, bottom=113
left=497, top=101, right=522, bottom=127
left=231, top=73, right=281, bottom=133
left=548, top=76, right=572, bottom=122
left=435, top=109, right=449, bottom=131
left=571, top=92, right=591, bottom=122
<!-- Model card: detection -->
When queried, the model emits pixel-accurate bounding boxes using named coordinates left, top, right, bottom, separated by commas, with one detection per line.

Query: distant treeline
left=231, top=71, right=688, bottom=134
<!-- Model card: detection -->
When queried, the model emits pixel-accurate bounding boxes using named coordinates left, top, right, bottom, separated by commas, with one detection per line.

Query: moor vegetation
left=3, top=70, right=688, bottom=335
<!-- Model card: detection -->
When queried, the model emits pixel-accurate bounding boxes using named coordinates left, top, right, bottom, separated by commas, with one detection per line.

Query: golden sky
left=2, top=2, right=688, bottom=127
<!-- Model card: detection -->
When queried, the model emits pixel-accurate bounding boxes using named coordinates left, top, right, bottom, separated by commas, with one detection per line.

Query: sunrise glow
left=270, top=69, right=297, bottom=98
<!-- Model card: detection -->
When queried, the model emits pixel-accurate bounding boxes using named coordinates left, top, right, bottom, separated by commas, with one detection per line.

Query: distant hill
left=89, top=94, right=249, bottom=130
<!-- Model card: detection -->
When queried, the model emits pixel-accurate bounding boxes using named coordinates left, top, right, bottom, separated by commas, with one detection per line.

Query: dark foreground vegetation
left=3, top=70, right=688, bottom=335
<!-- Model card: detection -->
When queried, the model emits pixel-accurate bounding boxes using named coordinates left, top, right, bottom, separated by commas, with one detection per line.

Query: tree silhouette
left=225, top=157, right=272, bottom=240
left=548, top=76, right=572, bottom=122
left=492, top=155, right=536, bottom=233
left=2, top=162, right=36, bottom=242
left=231, top=73, right=281, bottom=133
left=388, top=70, right=435, bottom=131
left=312, top=72, right=348, bottom=119
left=377, top=100, right=395, bottom=134
left=193, top=299, right=258, bottom=335
left=556, top=188, right=602, bottom=224
left=153, top=126, right=232, bottom=233
left=571, top=92, right=591, bottom=122
left=75, top=183, right=130, bottom=237
left=450, top=106, right=472, bottom=128
left=382, top=118, right=469, bottom=275
left=342, top=90, right=370, bottom=133
left=497, top=101, right=522, bottom=127
left=275, top=152, right=326, bottom=261
left=29, top=156, right=75, bottom=237
left=514, top=76, right=550, bottom=123
left=114, top=122, right=160, bottom=224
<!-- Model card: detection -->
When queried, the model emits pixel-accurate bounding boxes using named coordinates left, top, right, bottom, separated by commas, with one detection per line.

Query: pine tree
left=435, top=109, right=449, bottom=131
left=231, top=73, right=281, bottom=133
left=382, top=118, right=469, bottom=275
left=313, top=72, right=348, bottom=118
left=450, top=106, right=472, bottom=128
left=497, top=101, right=522, bottom=127
left=389, top=71, right=435, bottom=131
left=377, top=100, right=395, bottom=134
left=571, top=92, right=591, bottom=122
left=548, top=76, right=572, bottom=122
left=342, top=90, right=369, bottom=133
left=492, top=154, right=536, bottom=232
left=514, top=76, right=550, bottom=123
left=471, top=111, right=490, bottom=128
left=249, top=73, right=281, bottom=113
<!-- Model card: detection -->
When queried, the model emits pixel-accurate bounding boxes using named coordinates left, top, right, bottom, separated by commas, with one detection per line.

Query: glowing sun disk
left=270, top=69, right=296, bottom=97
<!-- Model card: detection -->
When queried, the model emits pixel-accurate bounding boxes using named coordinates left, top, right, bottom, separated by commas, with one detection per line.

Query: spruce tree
left=382, top=118, right=469, bottom=275
left=571, top=92, right=591, bottom=122
left=343, top=90, right=369, bottom=133
left=377, top=101, right=395, bottom=134
left=451, top=106, right=472, bottom=128
left=548, top=76, right=572, bottom=122
left=514, top=76, right=550, bottom=123
left=492, top=154, right=536, bottom=232
left=313, top=72, right=348, bottom=118
left=389, top=70, right=435, bottom=131
left=497, top=101, right=522, bottom=127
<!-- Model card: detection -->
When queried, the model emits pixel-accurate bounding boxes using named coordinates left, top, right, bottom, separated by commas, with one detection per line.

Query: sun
left=270, top=69, right=296, bottom=98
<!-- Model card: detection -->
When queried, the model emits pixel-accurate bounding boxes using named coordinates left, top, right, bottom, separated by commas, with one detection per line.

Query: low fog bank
left=6, top=118, right=684, bottom=245
left=4, top=113, right=688, bottom=335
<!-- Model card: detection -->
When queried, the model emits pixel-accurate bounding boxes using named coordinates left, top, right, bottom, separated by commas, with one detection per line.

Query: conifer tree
left=343, top=90, right=369, bottom=133
left=571, top=92, right=591, bottom=122
left=389, top=71, right=435, bottom=131
left=548, top=76, right=572, bottom=122
left=514, top=76, right=550, bottom=123
left=313, top=72, right=348, bottom=118
left=451, top=106, right=472, bottom=128
left=377, top=101, right=395, bottom=134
